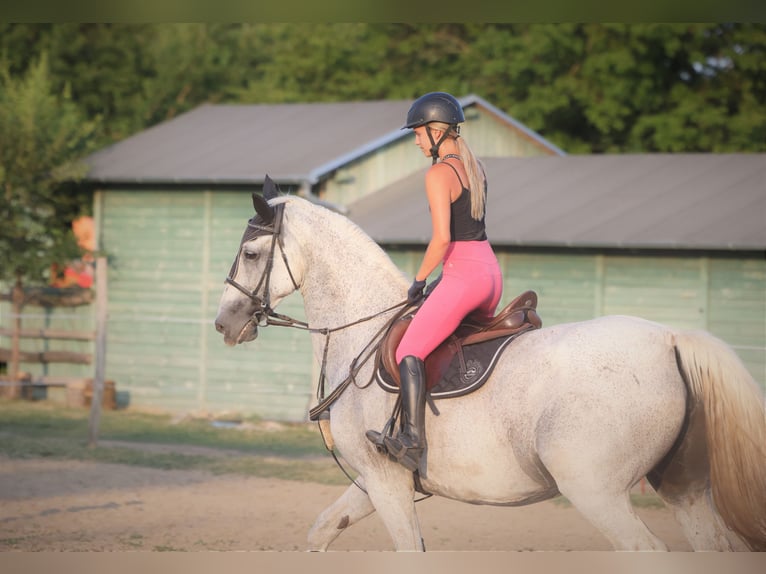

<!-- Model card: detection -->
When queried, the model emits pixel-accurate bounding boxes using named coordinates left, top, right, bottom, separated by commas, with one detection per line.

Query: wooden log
left=0, top=348, right=92, bottom=364
left=0, top=286, right=93, bottom=307
left=0, top=328, right=95, bottom=341
left=0, top=375, right=88, bottom=387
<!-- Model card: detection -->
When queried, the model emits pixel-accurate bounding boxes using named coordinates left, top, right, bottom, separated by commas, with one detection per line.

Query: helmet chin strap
left=426, top=125, right=452, bottom=165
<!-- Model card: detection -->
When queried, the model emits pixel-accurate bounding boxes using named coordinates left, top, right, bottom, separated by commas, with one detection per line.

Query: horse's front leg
left=307, top=480, right=376, bottom=551
left=307, top=471, right=425, bottom=551
left=364, top=471, right=425, bottom=551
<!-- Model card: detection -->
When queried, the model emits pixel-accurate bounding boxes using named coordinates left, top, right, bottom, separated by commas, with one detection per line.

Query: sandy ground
left=0, top=452, right=694, bottom=552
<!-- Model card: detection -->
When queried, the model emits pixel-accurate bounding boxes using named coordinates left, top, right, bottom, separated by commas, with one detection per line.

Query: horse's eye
left=243, top=251, right=260, bottom=261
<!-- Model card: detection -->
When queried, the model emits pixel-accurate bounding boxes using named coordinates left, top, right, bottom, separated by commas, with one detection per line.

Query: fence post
left=5, top=279, right=25, bottom=399
left=88, top=257, right=108, bottom=447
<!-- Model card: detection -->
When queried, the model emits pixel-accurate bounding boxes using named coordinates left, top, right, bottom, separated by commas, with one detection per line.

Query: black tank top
left=443, top=162, right=487, bottom=242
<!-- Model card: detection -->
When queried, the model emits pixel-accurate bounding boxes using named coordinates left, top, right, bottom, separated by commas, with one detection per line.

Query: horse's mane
left=276, top=195, right=406, bottom=283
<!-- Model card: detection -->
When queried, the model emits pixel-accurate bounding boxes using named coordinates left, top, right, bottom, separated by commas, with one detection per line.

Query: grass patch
left=0, top=399, right=324, bottom=457
left=0, top=398, right=348, bottom=484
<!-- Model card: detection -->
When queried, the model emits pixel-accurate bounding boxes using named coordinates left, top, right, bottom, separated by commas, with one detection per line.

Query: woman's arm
left=414, top=164, right=453, bottom=282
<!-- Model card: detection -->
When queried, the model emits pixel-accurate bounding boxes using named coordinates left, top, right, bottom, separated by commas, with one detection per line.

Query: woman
left=367, top=92, right=504, bottom=472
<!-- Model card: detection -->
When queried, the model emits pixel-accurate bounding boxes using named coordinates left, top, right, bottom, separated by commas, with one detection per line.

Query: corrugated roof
left=83, top=95, right=564, bottom=186
left=346, top=154, right=766, bottom=251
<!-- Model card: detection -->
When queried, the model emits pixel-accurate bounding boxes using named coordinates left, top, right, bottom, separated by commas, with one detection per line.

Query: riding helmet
left=403, top=92, right=465, bottom=130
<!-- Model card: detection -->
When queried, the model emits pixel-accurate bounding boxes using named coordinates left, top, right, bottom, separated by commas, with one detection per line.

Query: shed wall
left=98, top=189, right=314, bottom=420
left=495, top=251, right=764, bottom=387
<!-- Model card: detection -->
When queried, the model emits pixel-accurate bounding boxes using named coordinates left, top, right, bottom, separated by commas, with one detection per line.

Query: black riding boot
left=383, top=355, right=427, bottom=472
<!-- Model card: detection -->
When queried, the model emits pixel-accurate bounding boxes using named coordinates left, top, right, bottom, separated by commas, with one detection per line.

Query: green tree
left=0, top=53, right=99, bottom=286
left=466, top=23, right=766, bottom=153
left=230, top=23, right=395, bottom=102
left=0, top=52, right=99, bottom=391
left=137, top=24, right=258, bottom=125
left=2, top=23, right=764, bottom=154
left=44, top=23, right=157, bottom=142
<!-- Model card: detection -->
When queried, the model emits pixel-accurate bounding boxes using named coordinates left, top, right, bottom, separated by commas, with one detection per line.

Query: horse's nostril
left=215, top=321, right=225, bottom=333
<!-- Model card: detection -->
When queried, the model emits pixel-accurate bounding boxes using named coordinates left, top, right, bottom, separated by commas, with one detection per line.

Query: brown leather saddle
left=376, top=290, right=542, bottom=397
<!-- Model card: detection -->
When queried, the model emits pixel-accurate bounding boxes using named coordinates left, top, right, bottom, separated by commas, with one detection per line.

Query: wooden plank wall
left=99, top=189, right=314, bottom=421
left=0, top=295, right=94, bottom=382
left=494, top=251, right=765, bottom=389
left=708, top=258, right=766, bottom=385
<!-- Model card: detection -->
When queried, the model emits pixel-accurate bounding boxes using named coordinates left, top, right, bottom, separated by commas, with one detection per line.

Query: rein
left=307, top=300, right=412, bottom=421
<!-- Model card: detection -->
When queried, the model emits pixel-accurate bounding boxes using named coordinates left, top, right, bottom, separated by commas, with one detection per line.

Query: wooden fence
left=0, top=257, right=110, bottom=444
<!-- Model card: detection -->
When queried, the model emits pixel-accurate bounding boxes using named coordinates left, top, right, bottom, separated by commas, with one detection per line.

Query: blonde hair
left=431, top=122, right=486, bottom=220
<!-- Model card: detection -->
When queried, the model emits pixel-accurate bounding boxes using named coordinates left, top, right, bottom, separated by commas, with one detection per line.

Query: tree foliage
left=2, top=23, right=763, bottom=154
left=0, top=52, right=100, bottom=285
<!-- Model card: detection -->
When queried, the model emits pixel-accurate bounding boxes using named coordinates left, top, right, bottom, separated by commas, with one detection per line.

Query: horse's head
left=214, top=176, right=301, bottom=346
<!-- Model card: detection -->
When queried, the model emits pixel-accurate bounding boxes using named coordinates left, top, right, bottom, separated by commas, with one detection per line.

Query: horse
left=214, top=182, right=766, bottom=552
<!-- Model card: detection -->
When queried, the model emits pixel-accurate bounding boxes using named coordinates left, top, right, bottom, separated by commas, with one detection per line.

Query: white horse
left=215, top=185, right=766, bottom=552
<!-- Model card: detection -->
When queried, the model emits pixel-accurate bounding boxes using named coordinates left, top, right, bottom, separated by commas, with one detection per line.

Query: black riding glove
left=407, top=279, right=427, bottom=304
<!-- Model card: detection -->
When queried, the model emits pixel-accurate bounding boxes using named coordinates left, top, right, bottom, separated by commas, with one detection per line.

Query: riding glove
left=407, top=279, right=427, bottom=304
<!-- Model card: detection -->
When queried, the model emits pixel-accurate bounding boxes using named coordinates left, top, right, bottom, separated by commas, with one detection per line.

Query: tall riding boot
left=383, top=355, right=427, bottom=472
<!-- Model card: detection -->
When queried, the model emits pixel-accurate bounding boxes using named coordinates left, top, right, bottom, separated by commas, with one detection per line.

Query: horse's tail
left=672, top=329, right=766, bottom=551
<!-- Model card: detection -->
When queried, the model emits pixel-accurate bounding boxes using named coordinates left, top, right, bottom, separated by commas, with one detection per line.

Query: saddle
left=377, top=290, right=542, bottom=395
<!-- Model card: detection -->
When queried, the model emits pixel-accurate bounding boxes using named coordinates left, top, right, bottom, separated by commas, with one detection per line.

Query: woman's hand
left=407, top=279, right=427, bottom=304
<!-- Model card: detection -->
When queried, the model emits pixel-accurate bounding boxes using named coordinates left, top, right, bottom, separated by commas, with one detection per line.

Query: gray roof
left=346, top=154, right=766, bottom=251
left=83, top=95, right=564, bottom=186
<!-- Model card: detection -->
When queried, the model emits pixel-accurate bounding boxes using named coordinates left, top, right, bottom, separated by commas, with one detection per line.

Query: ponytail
left=456, top=136, right=486, bottom=221
left=430, top=122, right=487, bottom=221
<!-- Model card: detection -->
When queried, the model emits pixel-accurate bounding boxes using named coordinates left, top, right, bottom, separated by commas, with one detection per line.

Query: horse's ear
left=263, top=174, right=280, bottom=201
left=252, top=189, right=274, bottom=224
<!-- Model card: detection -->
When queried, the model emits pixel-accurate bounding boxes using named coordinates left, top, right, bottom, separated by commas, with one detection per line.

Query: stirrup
left=383, top=435, right=424, bottom=472
left=365, top=429, right=388, bottom=454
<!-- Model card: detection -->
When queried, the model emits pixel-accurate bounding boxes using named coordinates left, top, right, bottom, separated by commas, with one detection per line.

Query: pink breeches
left=396, top=240, right=503, bottom=363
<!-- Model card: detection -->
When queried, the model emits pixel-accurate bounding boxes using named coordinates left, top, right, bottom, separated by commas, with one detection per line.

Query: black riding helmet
left=403, top=92, right=465, bottom=164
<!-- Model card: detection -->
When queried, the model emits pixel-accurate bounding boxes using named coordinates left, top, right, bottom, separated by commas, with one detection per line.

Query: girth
left=377, top=290, right=542, bottom=392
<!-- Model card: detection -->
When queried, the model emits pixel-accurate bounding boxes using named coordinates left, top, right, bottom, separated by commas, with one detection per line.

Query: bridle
left=224, top=198, right=411, bottom=413
left=224, top=203, right=304, bottom=329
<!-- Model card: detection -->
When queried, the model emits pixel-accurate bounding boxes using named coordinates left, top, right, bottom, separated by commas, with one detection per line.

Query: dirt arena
left=0, top=453, right=695, bottom=552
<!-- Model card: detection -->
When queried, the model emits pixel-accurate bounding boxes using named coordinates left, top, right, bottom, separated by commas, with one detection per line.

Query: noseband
left=225, top=202, right=302, bottom=328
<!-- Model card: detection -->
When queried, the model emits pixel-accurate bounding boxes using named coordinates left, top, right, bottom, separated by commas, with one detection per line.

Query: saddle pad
left=376, top=329, right=529, bottom=400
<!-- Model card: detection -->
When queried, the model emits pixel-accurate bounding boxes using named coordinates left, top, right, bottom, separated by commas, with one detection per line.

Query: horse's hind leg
left=559, top=484, right=669, bottom=550
left=307, top=482, right=376, bottom=551
left=659, top=488, right=749, bottom=551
